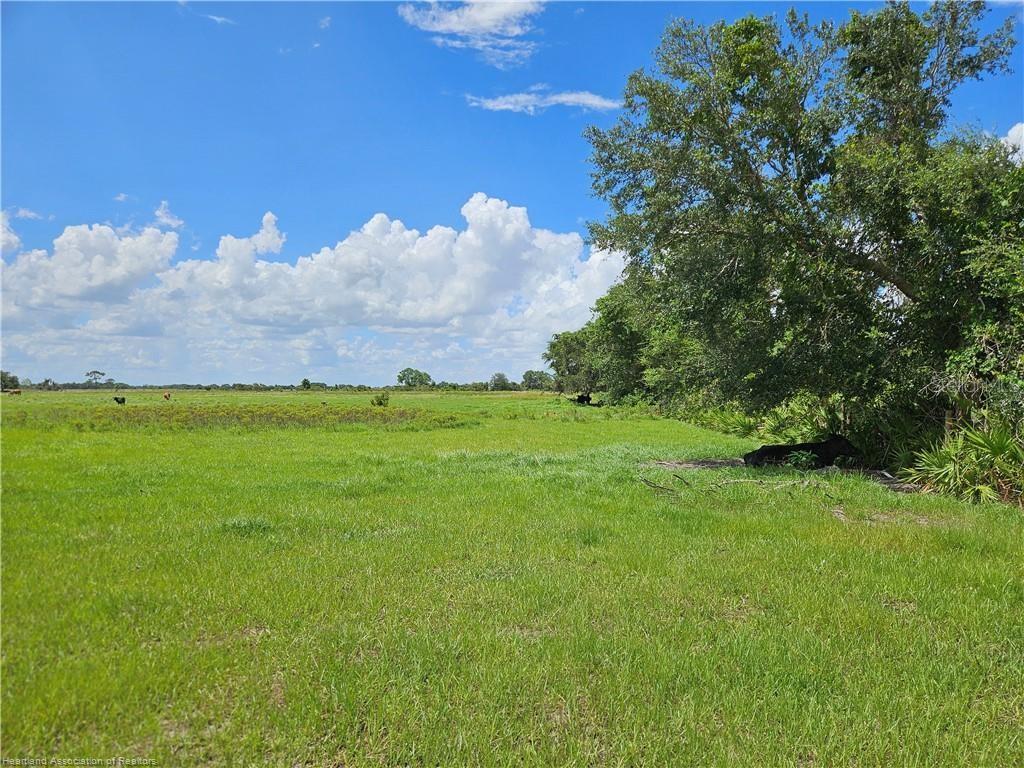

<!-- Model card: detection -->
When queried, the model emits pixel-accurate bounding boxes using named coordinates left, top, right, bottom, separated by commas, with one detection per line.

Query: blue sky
left=2, top=2, right=1022, bottom=385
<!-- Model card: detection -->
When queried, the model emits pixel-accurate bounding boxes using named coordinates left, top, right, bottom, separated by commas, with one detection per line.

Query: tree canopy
left=521, top=370, right=555, bottom=390
left=488, top=372, right=515, bottom=391
left=548, top=1, right=1021, bottom=425
left=397, top=368, right=434, bottom=388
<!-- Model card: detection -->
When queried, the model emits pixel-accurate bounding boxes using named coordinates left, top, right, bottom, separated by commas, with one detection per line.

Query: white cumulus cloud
left=0, top=194, right=622, bottom=384
left=467, top=86, right=620, bottom=115
left=398, top=1, right=545, bottom=68
left=13, top=208, right=43, bottom=220
left=2, top=225, right=179, bottom=308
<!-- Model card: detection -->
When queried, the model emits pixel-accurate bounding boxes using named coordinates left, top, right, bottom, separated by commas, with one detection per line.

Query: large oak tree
left=583, top=1, right=1021, bottom=407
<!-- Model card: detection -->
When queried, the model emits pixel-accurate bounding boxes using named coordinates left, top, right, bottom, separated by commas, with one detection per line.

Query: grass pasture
left=1, top=390, right=1022, bottom=765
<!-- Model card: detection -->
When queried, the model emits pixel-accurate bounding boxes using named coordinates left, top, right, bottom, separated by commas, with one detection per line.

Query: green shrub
left=785, top=450, right=820, bottom=471
left=370, top=391, right=390, bottom=407
left=699, top=409, right=760, bottom=438
left=901, top=423, right=1024, bottom=506
left=761, top=394, right=846, bottom=443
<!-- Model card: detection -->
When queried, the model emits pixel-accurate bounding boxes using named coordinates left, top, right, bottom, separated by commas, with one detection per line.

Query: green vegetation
left=902, top=422, right=1024, bottom=504
left=521, top=369, right=555, bottom=391
left=397, top=367, right=434, bottom=388
left=3, top=401, right=470, bottom=432
left=2, top=390, right=1022, bottom=764
left=546, top=2, right=1024, bottom=503
left=489, top=372, right=514, bottom=391
left=3, top=5, right=1021, bottom=763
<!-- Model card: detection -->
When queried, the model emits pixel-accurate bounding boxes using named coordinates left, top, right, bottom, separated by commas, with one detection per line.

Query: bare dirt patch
left=719, top=594, right=762, bottom=623
left=505, top=623, right=555, bottom=642
left=881, top=596, right=918, bottom=615
left=271, top=671, right=286, bottom=708
left=832, top=505, right=944, bottom=527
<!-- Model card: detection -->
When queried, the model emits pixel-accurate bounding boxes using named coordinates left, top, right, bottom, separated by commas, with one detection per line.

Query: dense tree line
left=0, top=370, right=558, bottom=393
left=546, top=2, right=1023, bottom=481
left=397, top=368, right=555, bottom=391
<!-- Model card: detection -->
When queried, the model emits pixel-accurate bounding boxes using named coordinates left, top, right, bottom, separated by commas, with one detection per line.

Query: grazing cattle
left=743, top=435, right=859, bottom=468
left=575, top=393, right=592, bottom=405
left=163, top=392, right=171, bottom=400
left=113, top=396, right=126, bottom=405
left=7, top=389, right=21, bottom=395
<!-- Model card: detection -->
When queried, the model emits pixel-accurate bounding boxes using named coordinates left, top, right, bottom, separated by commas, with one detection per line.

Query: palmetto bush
left=699, top=408, right=760, bottom=438
left=902, top=422, right=1024, bottom=506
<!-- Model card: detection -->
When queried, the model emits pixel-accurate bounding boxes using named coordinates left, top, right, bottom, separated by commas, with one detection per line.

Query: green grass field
left=2, top=390, right=1022, bottom=765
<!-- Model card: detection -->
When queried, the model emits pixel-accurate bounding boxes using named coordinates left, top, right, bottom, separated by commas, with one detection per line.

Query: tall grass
left=2, top=391, right=1022, bottom=764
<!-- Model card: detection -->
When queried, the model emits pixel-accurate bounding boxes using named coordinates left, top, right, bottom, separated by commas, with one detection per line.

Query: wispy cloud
left=154, top=201, right=185, bottom=229
left=113, top=192, right=129, bottom=203
left=318, top=16, right=331, bottom=29
left=1, top=211, right=21, bottom=254
left=398, top=1, right=545, bottom=69
left=466, top=86, right=620, bottom=115
left=204, top=14, right=236, bottom=26
left=13, top=207, right=42, bottom=220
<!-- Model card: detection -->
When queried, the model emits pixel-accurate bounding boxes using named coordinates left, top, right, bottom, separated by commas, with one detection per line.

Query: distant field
left=2, top=391, right=1021, bottom=765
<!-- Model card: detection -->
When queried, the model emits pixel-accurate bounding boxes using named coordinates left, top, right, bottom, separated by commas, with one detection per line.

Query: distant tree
left=521, top=370, right=554, bottom=390
left=489, top=372, right=514, bottom=391
left=301, top=378, right=312, bottom=390
left=544, top=328, right=600, bottom=396
left=85, top=370, right=106, bottom=384
left=397, top=368, right=433, bottom=388
left=103, top=378, right=115, bottom=386
left=1, top=370, right=19, bottom=390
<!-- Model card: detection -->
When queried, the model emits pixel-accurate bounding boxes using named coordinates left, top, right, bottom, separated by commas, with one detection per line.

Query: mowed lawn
left=2, top=391, right=1022, bottom=765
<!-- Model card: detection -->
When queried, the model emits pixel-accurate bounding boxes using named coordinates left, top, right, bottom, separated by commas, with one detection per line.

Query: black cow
left=743, top=435, right=859, bottom=468
left=113, top=396, right=126, bottom=405
left=575, top=393, right=592, bottom=405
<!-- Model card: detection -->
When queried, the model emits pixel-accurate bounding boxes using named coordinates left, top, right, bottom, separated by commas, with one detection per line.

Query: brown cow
left=7, top=389, right=21, bottom=395
left=163, top=392, right=171, bottom=400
